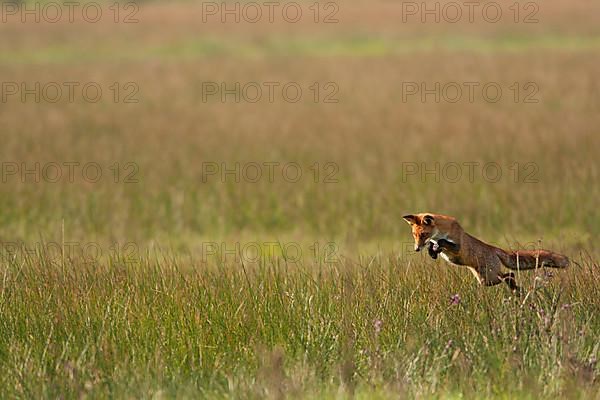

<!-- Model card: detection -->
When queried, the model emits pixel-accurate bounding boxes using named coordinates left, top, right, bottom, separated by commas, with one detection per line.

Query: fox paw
left=428, top=242, right=439, bottom=259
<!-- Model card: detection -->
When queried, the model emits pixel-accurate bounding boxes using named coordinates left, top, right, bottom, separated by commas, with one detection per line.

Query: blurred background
left=0, top=0, right=598, bottom=258
left=2, top=1, right=600, bottom=398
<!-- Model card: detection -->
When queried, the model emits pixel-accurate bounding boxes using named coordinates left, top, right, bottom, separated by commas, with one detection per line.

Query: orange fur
left=403, top=213, right=569, bottom=291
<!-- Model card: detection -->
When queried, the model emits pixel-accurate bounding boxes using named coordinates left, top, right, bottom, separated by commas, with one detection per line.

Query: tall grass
left=0, top=250, right=598, bottom=398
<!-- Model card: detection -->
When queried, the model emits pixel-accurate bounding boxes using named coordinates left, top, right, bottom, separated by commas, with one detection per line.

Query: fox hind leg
left=477, top=263, right=522, bottom=295
left=500, top=272, right=521, bottom=295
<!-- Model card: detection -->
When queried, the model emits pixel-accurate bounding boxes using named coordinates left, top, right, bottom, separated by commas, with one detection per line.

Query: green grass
left=1, top=251, right=598, bottom=398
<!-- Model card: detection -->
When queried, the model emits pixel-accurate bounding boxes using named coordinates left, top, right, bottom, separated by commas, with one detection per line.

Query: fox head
left=403, top=214, right=436, bottom=252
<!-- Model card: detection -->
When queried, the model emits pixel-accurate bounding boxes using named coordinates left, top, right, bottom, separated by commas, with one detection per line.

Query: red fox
left=403, top=213, right=569, bottom=292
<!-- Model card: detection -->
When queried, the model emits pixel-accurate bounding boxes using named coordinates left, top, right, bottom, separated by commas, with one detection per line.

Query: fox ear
left=403, top=215, right=418, bottom=225
left=423, top=215, right=434, bottom=225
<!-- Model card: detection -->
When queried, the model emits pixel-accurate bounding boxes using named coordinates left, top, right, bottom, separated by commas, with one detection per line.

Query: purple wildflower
left=450, top=294, right=461, bottom=305
left=373, top=319, right=382, bottom=334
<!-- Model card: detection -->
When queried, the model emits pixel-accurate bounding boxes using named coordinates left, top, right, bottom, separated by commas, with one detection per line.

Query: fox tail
left=497, top=249, right=569, bottom=271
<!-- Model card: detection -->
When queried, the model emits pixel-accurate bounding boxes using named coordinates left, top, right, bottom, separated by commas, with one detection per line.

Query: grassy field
left=0, top=0, right=599, bottom=398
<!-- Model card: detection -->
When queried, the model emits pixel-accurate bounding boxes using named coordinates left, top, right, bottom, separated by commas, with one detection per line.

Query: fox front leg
left=428, top=239, right=460, bottom=260
left=428, top=241, right=440, bottom=259
left=437, top=239, right=460, bottom=253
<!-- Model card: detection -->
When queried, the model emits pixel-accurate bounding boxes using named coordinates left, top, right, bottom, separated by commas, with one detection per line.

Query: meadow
left=0, top=0, right=599, bottom=398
